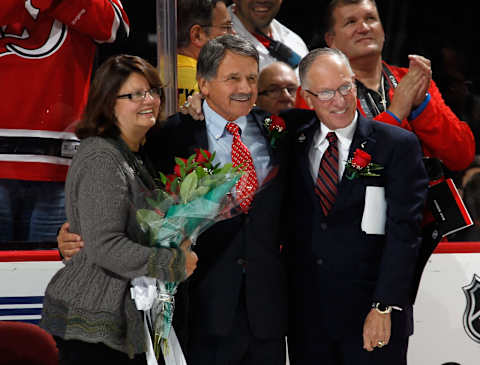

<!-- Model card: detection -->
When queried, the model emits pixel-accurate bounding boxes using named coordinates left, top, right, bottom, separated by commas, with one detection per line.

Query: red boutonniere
left=264, top=115, right=286, bottom=147
left=345, top=148, right=383, bottom=180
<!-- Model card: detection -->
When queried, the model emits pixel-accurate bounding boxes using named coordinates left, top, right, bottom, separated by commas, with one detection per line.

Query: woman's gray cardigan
left=40, top=137, right=186, bottom=357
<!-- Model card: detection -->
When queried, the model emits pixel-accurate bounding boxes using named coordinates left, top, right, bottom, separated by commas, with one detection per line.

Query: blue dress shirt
left=203, top=101, right=271, bottom=185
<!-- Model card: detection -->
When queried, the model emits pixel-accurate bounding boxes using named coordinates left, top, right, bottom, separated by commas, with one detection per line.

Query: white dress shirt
left=309, top=112, right=358, bottom=182
left=228, top=5, right=309, bottom=71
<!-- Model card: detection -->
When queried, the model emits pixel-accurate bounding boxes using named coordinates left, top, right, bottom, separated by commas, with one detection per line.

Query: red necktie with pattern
left=314, top=132, right=339, bottom=216
left=226, top=122, right=258, bottom=212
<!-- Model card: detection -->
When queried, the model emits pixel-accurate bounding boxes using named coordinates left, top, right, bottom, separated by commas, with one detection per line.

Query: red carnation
left=352, top=149, right=371, bottom=169
left=270, top=115, right=286, bottom=132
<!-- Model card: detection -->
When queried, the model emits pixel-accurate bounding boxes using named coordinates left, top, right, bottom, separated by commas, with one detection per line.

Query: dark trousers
left=55, top=337, right=146, bottom=365
left=289, top=334, right=409, bottom=365
left=187, top=281, right=285, bottom=365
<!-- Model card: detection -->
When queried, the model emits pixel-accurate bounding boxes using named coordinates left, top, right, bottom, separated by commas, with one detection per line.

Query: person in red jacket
left=0, top=0, right=129, bottom=242
left=296, top=0, right=475, bottom=172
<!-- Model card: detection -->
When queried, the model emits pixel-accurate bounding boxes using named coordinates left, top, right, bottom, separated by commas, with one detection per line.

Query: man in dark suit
left=148, top=34, right=289, bottom=365
left=285, top=48, right=428, bottom=365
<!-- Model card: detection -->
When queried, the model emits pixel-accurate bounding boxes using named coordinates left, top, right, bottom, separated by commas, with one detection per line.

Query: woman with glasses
left=40, top=54, right=197, bottom=364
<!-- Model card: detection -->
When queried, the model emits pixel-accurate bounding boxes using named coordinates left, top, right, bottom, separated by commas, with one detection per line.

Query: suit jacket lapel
left=185, top=114, right=209, bottom=153
left=295, top=116, right=320, bottom=201
left=334, top=114, right=377, bottom=211
left=249, top=111, right=280, bottom=166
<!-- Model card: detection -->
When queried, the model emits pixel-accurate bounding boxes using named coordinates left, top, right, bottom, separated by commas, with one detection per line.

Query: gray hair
left=298, top=47, right=353, bottom=89
left=197, top=34, right=259, bottom=80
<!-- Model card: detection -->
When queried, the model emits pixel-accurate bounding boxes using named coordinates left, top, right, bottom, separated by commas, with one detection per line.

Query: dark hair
left=76, top=54, right=164, bottom=139
left=324, top=0, right=378, bottom=34
left=197, top=34, right=259, bottom=80
left=177, top=0, right=226, bottom=48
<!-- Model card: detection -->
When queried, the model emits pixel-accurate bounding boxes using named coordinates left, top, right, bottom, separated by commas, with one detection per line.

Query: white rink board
left=0, top=261, right=63, bottom=297
left=409, top=253, right=480, bottom=365
left=0, top=261, right=63, bottom=322
left=1, top=252, right=480, bottom=365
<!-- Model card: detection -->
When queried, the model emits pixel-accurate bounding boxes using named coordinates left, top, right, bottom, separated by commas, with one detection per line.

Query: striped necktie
left=314, top=132, right=339, bottom=216
left=226, top=122, right=258, bottom=212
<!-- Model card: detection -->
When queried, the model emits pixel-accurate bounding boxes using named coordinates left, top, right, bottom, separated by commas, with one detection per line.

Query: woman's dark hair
left=76, top=54, right=164, bottom=139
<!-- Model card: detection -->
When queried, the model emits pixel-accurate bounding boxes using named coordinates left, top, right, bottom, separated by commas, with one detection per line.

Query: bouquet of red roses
left=131, top=148, right=242, bottom=365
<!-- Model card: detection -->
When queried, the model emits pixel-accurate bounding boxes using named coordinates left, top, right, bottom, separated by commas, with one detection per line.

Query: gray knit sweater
left=40, top=137, right=186, bottom=357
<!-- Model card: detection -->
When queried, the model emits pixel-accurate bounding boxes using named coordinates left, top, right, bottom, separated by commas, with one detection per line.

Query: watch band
left=372, top=302, right=392, bottom=314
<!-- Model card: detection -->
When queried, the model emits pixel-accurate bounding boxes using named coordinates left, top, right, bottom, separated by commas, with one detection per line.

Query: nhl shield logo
left=462, top=274, right=480, bottom=343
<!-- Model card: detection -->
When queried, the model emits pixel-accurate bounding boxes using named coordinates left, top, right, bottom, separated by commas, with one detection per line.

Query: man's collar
left=203, top=100, right=248, bottom=139
left=314, top=111, right=358, bottom=148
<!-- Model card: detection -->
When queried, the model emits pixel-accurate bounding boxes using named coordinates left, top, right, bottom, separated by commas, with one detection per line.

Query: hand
left=179, top=92, right=205, bottom=120
left=388, top=65, right=425, bottom=120
left=362, top=308, right=391, bottom=351
left=180, top=238, right=198, bottom=278
left=57, top=222, right=84, bottom=260
left=408, top=54, right=432, bottom=107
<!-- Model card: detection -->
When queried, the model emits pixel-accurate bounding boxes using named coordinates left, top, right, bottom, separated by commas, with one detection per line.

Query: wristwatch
left=372, top=302, right=392, bottom=314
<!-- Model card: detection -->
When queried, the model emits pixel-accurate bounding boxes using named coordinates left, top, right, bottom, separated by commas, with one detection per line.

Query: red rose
left=194, top=148, right=211, bottom=165
left=174, top=158, right=188, bottom=177
left=270, top=115, right=286, bottom=132
left=352, top=149, right=371, bottom=169
left=165, top=174, right=178, bottom=194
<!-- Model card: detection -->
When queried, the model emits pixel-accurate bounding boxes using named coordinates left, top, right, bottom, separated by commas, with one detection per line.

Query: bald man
left=256, top=61, right=298, bottom=115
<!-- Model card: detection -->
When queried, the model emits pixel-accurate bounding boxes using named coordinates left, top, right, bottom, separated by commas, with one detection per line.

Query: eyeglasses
left=117, top=87, right=163, bottom=102
left=200, top=23, right=235, bottom=34
left=305, top=83, right=354, bottom=102
left=258, top=86, right=298, bottom=98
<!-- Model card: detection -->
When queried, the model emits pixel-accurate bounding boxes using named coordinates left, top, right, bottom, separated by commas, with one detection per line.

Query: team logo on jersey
left=462, top=273, right=480, bottom=343
left=0, top=1, right=67, bottom=59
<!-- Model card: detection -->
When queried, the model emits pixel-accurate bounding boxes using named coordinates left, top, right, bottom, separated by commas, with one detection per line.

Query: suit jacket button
left=320, top=223, right=327, bottom=230
left=316, top=258, right=324, bottom=265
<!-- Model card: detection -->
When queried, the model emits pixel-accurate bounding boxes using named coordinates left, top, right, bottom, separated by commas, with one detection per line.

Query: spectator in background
left=228, top=0, right=309, bottom=70
left=256, top=61, right=298, bottom=115
left=177, top=0, right=234, bottom=107
left=0, top=0, right=129, bottom=242
left=297, top=0, right=475, bottom=173
left=434, top=45, right=480, bottom=154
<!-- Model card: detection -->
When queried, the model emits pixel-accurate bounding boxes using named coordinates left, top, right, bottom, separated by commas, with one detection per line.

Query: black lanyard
left=357, top=64, right=398, bottom=118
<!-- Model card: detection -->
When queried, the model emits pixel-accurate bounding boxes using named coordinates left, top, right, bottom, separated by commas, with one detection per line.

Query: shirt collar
left=313, top=111, right=358, bottom=148
left=203, top=100, right=248, bottom=139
